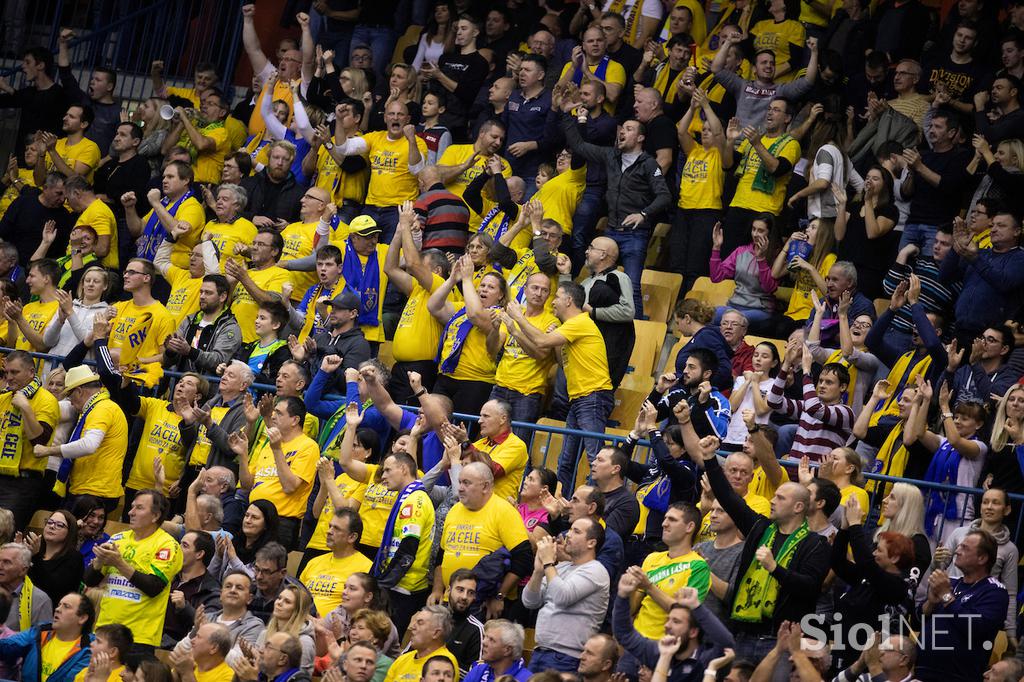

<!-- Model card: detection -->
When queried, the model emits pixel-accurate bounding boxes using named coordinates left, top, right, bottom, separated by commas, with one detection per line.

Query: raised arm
left=336, top=401, right=370, bottom=482
left=426, top=259, right=462, bottom=324
left=241, top=4, right=271, bottom=79
left=383, top=201, right=418, bottom=295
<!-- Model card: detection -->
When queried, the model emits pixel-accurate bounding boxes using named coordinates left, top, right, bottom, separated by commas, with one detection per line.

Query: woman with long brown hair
left=26, top=509, right=83, bottom=603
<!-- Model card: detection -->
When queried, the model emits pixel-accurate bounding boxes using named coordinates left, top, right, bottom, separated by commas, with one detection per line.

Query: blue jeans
left=713, top=305, right=775, bottom=328
left=570, top=187, right=604, bottom=274
left=350, top=25, right=398, bottom=80
left=899, top=222, right=938, bottom=255
left=607, top=229, right=649, bottom=319
left=529, top=648, right=580, bottom=673
left=774, top=423, right=799, bottom=458
left=734, top=632, right=781, bottom=662
left=558, top=390, right=614, bottom=495
left=319, top=26, right=354, bottom=71
left=490, top=385, right=543, bottom=446
left=363, top=204, right=400, bottom=243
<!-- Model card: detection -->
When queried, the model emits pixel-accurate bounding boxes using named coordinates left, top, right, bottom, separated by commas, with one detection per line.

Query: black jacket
left=561, top=115, right=671, bottom=231
left=165, top=309, right=243, bottom=376
left=241, top=170, right=303, bottom=222
left=705, top=456, right=830, bottom=634
left=308, top=327, right=372, bottom=394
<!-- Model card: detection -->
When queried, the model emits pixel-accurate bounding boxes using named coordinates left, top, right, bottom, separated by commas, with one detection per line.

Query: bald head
left=771, top=482, right=811, bottom=523
left=419, top=165, right=442, bottom=189
left=506, top=176, right=525, bottom=203
left=307, top=186, right=329, bottom=203
left=588, top=236, right=618, bottom=268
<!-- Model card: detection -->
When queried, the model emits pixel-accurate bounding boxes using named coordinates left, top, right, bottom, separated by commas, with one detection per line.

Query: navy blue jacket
left=675, top=326, right=734, bottom=390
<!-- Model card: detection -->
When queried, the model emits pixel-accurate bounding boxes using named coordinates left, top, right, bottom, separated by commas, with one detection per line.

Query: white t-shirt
left=724, top=376, right=773, bottom=445
left=807, top=144, right=863, bottom=219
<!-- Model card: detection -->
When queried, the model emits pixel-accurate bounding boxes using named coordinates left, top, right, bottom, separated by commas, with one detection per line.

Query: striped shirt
left=767, top=368, right=855, bottom=462
left=415, top=183, right=470, bottom=252
left=882, top=258, right=961, bottom=335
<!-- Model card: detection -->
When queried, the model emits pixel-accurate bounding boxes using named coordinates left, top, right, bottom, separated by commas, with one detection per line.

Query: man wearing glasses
left=224, top=228, right=294, bottom=345
left=108, top=258, right=176, bottom=388
left=943, top=325, right=1018, bottom=405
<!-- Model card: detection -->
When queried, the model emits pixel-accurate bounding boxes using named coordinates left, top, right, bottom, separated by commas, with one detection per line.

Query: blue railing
left=18, top=346, right=1024, bottom=540
left=0, top=0, right=245, bottom=104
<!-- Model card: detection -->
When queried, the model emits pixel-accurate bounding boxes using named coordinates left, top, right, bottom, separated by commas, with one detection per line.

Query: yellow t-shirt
left=750, top=464, right=788, bottom=500
left=336, top=244, right=389, bottom=343
left=799, top=0, right=833, bottom=28
left=634, top=550, right=711, bottom=638
left=678, top=145, right=723, bottom=210
left=51, top=136, right=101, bottom=182
left=732, top=135, right=802, bottom=214
left=203, top=218, right=258, bottom=270
left=300, top=550, right=373, bottom=615
left=0, top=386, right=59, bottom=474
left=166, top=86, right=202, bottom=108
left=248, top=79, right=296, bottom=135
left=698, top=490, right=771, bottom=542
left=164, top=266, right=204, bottom=325
left=109, top=299, right=176, bottom=387
left=360, top=464, right=399, bottom=548
left=393, top=275, right=447, bottom=363
left=440, top=495, right=529, bottom=583
left=231, top=266, right=293, bottom=344
left=74, top=665, right=124, bottom=682
left=437, top=145, right=512, bottom=224
left=558, top=312, right=612, bottom=400
left=40, top=635, right=78, bottom=682
left=194, top=661, right=234, bottom=682
left=381, top=489, right=434, bottom=592
left=309, top=473, right=367, bottom=551
left=280, top=221, right=319, bottom=298
left=126, top=397, right=189, bottom=493
left=189, top=405, right=230, bottom=467
left=784, top=252, right=837, bottom=321
left=384, top=647, right=461, bottom=682
left=97, top=529, right=183, bottom=646
left=559, top=60, right=628, bottom=114
left=76, top=199, right=119, bottom=269
left=504, top=247, right=560, bottom=310
left=363, top=131, right=429, bottom=206
left=537, top=166, right=586, bottom=235
left=494, top=311, right=559, bottom=397
left=471, top=433, right=529, bottom=505
left=142, top=197, right=207, bottom=269
left=840, top=484, right=870, bottom=523
left=972, top=229, right=992, bottom=250
left=750, top=19, right=806, bottom=82
left=15, top=300, right=59, bottom=352
left=437, top=311, right=497, bottom=383
left=0, top=169, right=34, bottom=220
left=193, top=125, right=230, bottom=184
left=314, top=142, right=368, bottom=205
left=248, top=432, right=320, bottom=518
left=68, top=396, right=129, bottom=498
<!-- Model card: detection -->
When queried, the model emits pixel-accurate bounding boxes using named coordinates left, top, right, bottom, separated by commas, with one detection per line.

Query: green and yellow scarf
left=744, top=134, right=793, bottom=194
left=731, top=520, right=809, bottom=622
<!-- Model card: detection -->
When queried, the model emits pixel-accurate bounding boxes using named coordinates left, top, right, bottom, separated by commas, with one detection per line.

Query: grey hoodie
left=943, top=520, right=1019, bottom=637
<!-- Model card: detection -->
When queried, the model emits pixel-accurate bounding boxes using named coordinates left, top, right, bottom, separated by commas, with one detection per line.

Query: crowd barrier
left=16, top=347, right=1023, bottom=541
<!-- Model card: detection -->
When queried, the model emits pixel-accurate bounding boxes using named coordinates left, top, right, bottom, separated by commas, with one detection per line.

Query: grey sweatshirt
left=521, top=559, right=610, bottom=658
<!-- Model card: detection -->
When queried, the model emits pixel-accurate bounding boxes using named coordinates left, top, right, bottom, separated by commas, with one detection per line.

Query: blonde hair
left=835, top=447, right=863, bottom=486
left=875, top=482, right=925, bottom=540
left=342, top=68, right=370, bottom=102
left=992, top=384, right=1024, bottom=451
left=76, top=265, right=112, bottom=302
left=267, top=139, right=297, bottom=162
left=997, top=138, right=1024, bottom=171
left=390, top=63, right=422, bottom=103
left=142, top=97, right=172, bottom=136
left=266, top=585, right=312, bottom=638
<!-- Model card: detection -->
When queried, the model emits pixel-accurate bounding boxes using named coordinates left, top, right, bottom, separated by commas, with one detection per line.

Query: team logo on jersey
left=156, top=548, right=172, bottom=561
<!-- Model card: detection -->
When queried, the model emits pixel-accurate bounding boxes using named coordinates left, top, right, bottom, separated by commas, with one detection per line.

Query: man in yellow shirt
left=163, top=91, right=232, bottom=186
left=334, top=217, right=390, bottom=346
left=383, top=607, right=461, bottom=682
left=0, top=350, right=60, bottom=529
left=431, top=463, right=532, bottom=618
left=169, top=623, right=234, bottom=682
left=557, top=27, right=627, bottom=112
left=123, top=160, right=207, bottom=265
left=507, top=282, right=613, bottom=495
left=202, top=184, right=258, bottom=270
left=7, top=259, right=61, bottom=356
left=155, top=228, right=222, bottom=326
left=74, top=624, right=131, bottom=682
left=83, top=489, right=183, bottom=648
left=536, top=150, right=586, bottom=236
left=2, top=592, right=92, bottom=680
left=332, top=101, right=427, bottom=241
left=491, top=200, right=563, bottom=307
left=300, top=508, right=372, bottom=616
left=34, top=104, right=102, bottom=183
left=436, top=121, right=510, bottom=224
left=236, top=396, right=320, bottom=549
left=109, top=259, right=176, bottom=388
left=278, top=186, right=331, bottom=301
left=64, top=175, right=117, bottom=269
left=224, top=229, right=293, bottom=344
left=302, top=102, right=368, bottom=215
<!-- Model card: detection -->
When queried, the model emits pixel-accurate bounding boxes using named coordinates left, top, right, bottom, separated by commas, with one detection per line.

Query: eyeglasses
left=586, top=245, right=606, bottom=254
left=44, top=519, right=68, bottom=529
left=851, top=320, right=872, bottom=329
left=302, top=193, right=326, bottom=202
left=981, top=335, right=1002, bottom=343
left=254, top=565, right=284, bottom=575
left=252, top=241, right=274, bottom=248
left=894, top=70, right=916, bottom=77
left=123, top=269, right=146, bottom=277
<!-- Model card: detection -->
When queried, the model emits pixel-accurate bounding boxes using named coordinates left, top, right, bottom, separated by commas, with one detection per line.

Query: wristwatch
left=324, top=142, right=334, bottom=151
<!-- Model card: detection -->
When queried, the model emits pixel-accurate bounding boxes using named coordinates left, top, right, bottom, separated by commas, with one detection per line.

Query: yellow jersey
left=280, top=221, right=319, bottom=298
left=559, top=60, right=627, bottom=114
left=437, top=313, right=496, bottom=383
left=231, top=266, right=293, bottom=344
left=504, top=247, right=560, bottom=310
left=360, top=464, right=400, bottom=548
left=126, top=397, right=190, bottom=494
left=0, top=386, right=59, bottom=474
left=189, top=404, right=231, bottom=467
left=750, top=19, right=806, bottom=82
left=314, top=141, right=369, bottom=205
left=248, top=79, right=296, bottom=136
left=840, top=484, right=870, bottom=524
left=384, top=647, right=460, bottom=682
left=68, top=395, right=129, bottom=498
left=300, top=550, right=373, bottom=614
left=437, top=145, right=512, bottom=224
left=40, top=635, right=78, bottom=682
left=558, top=312, right=612, bottom=400
left=248, top=432, right=320, bottom=518
left=309, top=472, right=367, bottom=551
left=108, top=299, right=176, bottom=388
left=203, top=217, right=258, bottom=270
left=678, top=145, right=723, bottom=210
left=439, top=495, right=529, bottom=583
left=96, top=528, right=182, bottom=646
left=634, top=550, right=711, bottom=638
left=76, top=199, right=118, bottom=269
left=74, top=665, right=124, bottom=682
left=337, top=244, right=389, bottom=343
left=698, top=490, right=770, bottom=543
left=495, top=311, right=559, bottom=398
left=785, top=253, right=836, bottom=321
left=381, top=489, right=434, bottom=592
left=536, top=165, right=586, bottom=234
left=732, top=134, right=802, bottom=214
left=193, top=124, right=230, bottom=185
left=193, top=662, right=233, bottom=682
left=142, top=196, right=207, bottom=269
left=15, top=300, right=59, bottom=352
left=363, top=131, right=429, bottom=206
left=0, top=168, right=34, bottom=220
left=51, top=136, right=101, bottom=182
left=164, top=266, right=204, bottom=325
left=471, top=433, right=529, bottom=505
left=750, top=464, right=788, bottom=500
left=393, top=275, right=448, bottom=363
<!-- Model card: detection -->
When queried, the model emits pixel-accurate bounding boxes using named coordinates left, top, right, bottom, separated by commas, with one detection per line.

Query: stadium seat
left=745, top=335, right=788, bottom=358
left=627, top=319, right=667, bottom=377
left=641, top=269, right=682, bottom=324
left=27, top=509, right=52, bottom=535
left=530, top=418, right=566, bottom=471
left=287, top=551, right=303, bottom=577
left=687, top=279, right=735, bottom=308
left=874, top=297, right=890, bottom=317
left=390, top=25, right=423, bottom=64
left=658, top=335, right=691, bottom=377
left=688, top=276, right=712, bottom=297
left=645, top=223, right=671, bottom=267
left=608, top=373, right=654, bottom=428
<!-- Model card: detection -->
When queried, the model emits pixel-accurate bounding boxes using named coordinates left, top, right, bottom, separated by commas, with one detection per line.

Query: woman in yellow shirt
left=772, top=216, right=836, bottom=323
left=428, top=254, right=507, bottom=418
left=750, top=0, right=807, bottom=82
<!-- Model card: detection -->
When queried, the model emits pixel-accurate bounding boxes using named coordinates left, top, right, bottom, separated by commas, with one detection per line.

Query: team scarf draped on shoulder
left=0, top=379, right=40, bottom=477
left=342, top=241, right=381, bottom=327
left=371, top=480, right=425, bottom=577
left=54, top=390, right=107, bottom=498
left=137, top=191, right=194, bottom=261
